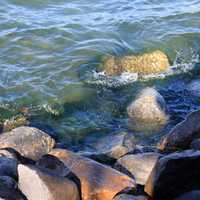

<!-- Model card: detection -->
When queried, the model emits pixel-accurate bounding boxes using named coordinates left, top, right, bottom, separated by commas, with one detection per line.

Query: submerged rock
left=115, top=153, right=161, bottom=185
left=158, top=109, right=200, bottom=151
left=18, top=164, right=80, bottom=200
left=49, top=149, right=136, bottom=200
left=127, top=87, right=168, bottom=133
left=103, top=50, right=170, bottom=76
left=145, top=150, right=200, bottom=200
left=0, top=126, right=55, bottom=161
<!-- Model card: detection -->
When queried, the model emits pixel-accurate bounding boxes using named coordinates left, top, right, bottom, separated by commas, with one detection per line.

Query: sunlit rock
left=103, top=51, right=170, bottom=76
left=127, top=87, right=169, bottom=133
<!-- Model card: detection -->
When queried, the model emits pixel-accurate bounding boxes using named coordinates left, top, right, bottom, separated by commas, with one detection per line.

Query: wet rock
left=49, top=149, right=136, bottom=200
left=190, top=138, right=200, bottom=150
left=127, top=87, right=168, bottom=133
left=115, top=153, right=161, bottom=185
left=113, top=194, right=148, bottom=200
left=174, top=191, right=200, bottom=200
left=158, top=109, right=200, bottom=151
left=187, top=80, right=200, bottom=97
left=0, top=126, right=55, bottom=161
left=103, top=50, right=170, bottom=76
left=82, top=132, right=135, bottom=163
left=145, top=150, right=200, bottom=200
left=0, top=157, right=18, bottom=179
left=18, top=164, right=80, bottom=200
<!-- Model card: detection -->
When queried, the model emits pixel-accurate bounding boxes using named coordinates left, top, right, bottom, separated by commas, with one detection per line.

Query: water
left=0, top=0, right=200, bottom=150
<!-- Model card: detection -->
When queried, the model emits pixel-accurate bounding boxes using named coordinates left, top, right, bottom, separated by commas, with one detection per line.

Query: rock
left=190, top=139, right=200, bottom=150
left=0, top=157, right=18, bottom=179
left=0, top=126, right=55, bottom=161
left=48, top=149, right=136, bottom=200
left=187, top=80, right=200, bottom=97
left=127, top=87, right=168, bottom=132
left=103, top=50, right=170, bottom=76
left=174, top=191, right=200, bottom=200
left=18, top=164, right=80, bottom=200
left=115, top=153, right=161, bottom=185
left=158, top=109, right=200, bottom=151
left=145, top=150, right=200, bottom=200
left=82, top=132, right=135, bottom=163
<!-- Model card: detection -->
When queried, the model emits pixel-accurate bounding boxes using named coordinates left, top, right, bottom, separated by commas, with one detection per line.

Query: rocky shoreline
left=0, top=104, right=199, bottom=200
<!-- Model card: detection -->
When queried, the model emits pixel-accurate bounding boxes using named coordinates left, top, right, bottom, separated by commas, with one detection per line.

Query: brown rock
left=103, top=50, right=170, bottom=76
left=0, top=126, right=55, bottom=161
left=158, top=109, right=200, bottom=151
left=115, top=153, right=161, bottom=185
left=145, top=150, right=200, bottom=200
left=18, top=164, right=80, bottom=200
left=49, top=149, right=136, bottom=200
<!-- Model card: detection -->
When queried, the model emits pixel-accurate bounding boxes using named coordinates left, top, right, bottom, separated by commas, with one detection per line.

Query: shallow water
left=0, top=0, right=200, bottom=150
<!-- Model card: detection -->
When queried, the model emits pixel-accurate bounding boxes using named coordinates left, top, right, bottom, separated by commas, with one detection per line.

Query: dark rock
left=0, top=126, right=55, bottom=161
left=18, top=164, right=80, bottom=200
left=49, top=149, right=136, bottom=200
left=174, top=191, right=200, bottom=200
left=158, top=109, right=200, bottom=151
left=115, top=153, right=161, bottom=185
left=145, top=150, right=200, bottom=200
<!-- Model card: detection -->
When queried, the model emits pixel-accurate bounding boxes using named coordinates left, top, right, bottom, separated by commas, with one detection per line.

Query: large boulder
left=48, top=149, right=136, bottom=200
left=174, top=191, right=200, bottom=200
left=103, top=50, right=170, bottom=76
left=145, top=150, right=200, bottom=200
left=158, top=109, right=200, bottom=151
left=0, top=126, right=55, bottom=161
left=115, top=153, right=161, bottom=185
left=127, top=87, right=168, bottom=132
left=18, top=164, right=80, bottom=200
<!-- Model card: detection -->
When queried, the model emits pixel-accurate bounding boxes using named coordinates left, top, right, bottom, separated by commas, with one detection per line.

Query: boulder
left=0, top=126, right=55, bottom=161
left=174, top=191, right=200, bottom=200
left=145, top=150, right=200, bottom=200
left=115, top=153, right=161, bottom=185
left=103, top=50, right=170, bottom=76
left=48, top=149, right=136, bottom=200
left=158, top=109, right=200, bottom=151
left=127, top=88, right=168, bottom=132
left=18, top=164, right=80, bottom=200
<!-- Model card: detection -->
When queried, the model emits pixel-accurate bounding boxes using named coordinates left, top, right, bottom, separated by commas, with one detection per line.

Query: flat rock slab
left=145, top=150, right=200, bottom=200
left=18, top=164, right=80, bottom=200
left=115, top=153, right=161, bottom=185
left=49, top=149, right=136, bottom=200
left=0, top=126, right=55, bottom=161
left=158, top=109, right=200, bottom=151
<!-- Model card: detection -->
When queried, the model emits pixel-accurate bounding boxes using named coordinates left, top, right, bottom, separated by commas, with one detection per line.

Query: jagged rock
left=174, top=191, right=200, bottom=200
left=0, top=126, right=55, bottom=161
left=18, top=164, right=80, bottom=200
left=158, top=109, right=200, bottom=151
left=115, top=153, right=161, bottom=185
left=48, top=149, right=136, bottom=200
left=127, top=87, right=168, bottom=132
left=145, top=150, right=200, bottom=200
left=103, top=50, right=169, bottom=76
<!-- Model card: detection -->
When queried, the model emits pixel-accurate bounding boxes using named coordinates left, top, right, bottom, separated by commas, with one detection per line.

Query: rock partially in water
left=115, top=153, right=161, bottom=185
left=187, top=80, right=200, bottom=97
left=158, top=109, right=200, bottom=151
left=49, top=149, right=136, bottom=200
left=18, top=164, right=80, bottom=200
left=103, top=50, right=170, bottom=76
left=145, top=150, right=200, bottom=200
left=0, top=126, right=55, bottom=161
left=127, top=87, right=169, bottom=133
left=174, top=191, right=200, bottom=200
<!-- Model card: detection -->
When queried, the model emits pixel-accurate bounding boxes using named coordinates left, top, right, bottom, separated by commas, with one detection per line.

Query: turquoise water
left=0, top=0, right=200, bottom=150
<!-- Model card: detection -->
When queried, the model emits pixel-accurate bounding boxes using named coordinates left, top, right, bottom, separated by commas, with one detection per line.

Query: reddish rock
left=49, top=149, right=136, bottom=200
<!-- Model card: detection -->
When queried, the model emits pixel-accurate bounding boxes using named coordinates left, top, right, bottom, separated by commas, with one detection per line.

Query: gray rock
left=158, top=109, right=200, bottom=151
left=18, top=164, right=80, bottom=200
left=174, top=191, right=200, bottom=200
left=127, top=87, right=168, bottom=133
left=0, top=126, right=55, bottom=161
left=115, top=153, right=161, bottom=185
left=145, top=150, right=200, bottom=200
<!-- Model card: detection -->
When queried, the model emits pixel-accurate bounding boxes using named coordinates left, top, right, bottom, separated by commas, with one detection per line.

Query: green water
left=0, top=0, right=200, bottom=150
